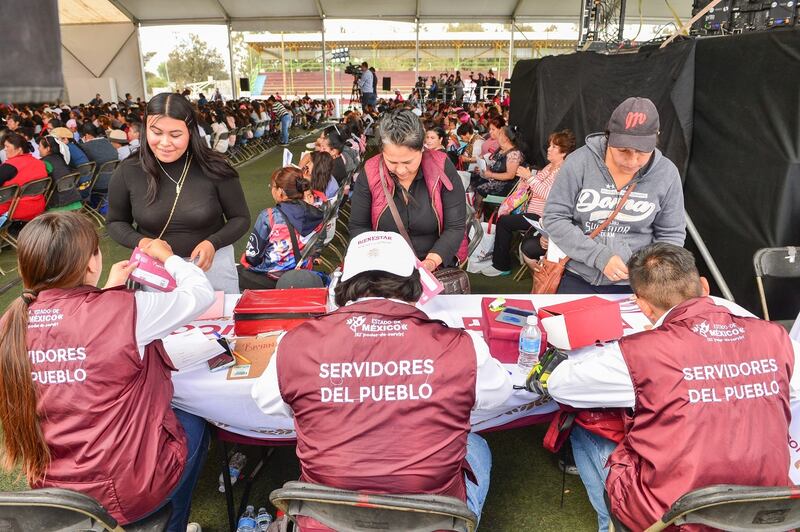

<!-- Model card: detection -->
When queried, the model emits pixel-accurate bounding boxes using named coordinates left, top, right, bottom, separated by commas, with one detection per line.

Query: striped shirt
left=272, top=101, right=289, bottom=119
left=526, top=162, right=562, bottom=216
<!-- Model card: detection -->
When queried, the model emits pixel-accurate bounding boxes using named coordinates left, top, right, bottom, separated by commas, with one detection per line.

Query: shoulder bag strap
left=378, top=160, right=414, bottom=248
left=587, top=182, right=637, bottom=240
left=274, top=204, right=303, bottom=267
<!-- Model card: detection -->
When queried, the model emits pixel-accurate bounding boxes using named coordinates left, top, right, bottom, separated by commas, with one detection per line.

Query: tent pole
left=321, top=19, right=328, bottom=101
left=281, top=33, right=287, bottom=96
left=135, top=23, right=148, bottom=100
left=508, top=20, right=514, bottom=79
left=685, top=211, right=735, bottom=301
left=415, top=18, right=420, bottom=82
left=227, top=23, right=237, bottom=99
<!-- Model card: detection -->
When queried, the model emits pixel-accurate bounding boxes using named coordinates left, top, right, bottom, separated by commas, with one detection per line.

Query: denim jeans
left=465, top=432, right=492, bottom=528
left=164, top=409, right=210, bottom=531
left=570, top=425, right=619, bottom=532
left=280, top=114, right=293, bottom=144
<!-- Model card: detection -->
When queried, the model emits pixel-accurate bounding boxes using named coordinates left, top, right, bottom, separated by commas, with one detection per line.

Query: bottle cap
left=526, top=315, right=538, bottom=325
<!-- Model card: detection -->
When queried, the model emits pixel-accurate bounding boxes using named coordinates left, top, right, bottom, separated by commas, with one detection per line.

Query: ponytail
left=0, top=291, right=50, bottom=482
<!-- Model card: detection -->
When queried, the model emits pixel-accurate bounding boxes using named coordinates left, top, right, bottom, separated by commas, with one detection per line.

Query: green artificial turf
left=0, top=133, right=598, bottom=531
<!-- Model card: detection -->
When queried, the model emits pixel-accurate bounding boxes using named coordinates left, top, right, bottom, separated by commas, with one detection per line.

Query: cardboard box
left=234, top=288, right=327, bottom=337
left=480, top=298, right=545, bottom=363
left=538, top=296, right=623, bottom=350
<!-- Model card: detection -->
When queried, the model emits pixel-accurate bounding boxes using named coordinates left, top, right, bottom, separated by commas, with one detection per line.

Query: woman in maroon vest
left=349, top=108, right=467, bottom=270
left=0, top=212, right=215, bottom=531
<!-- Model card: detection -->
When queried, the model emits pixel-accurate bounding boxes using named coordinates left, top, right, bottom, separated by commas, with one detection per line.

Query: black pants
left=491, top=213, right=544, bottom=271
left=238, top=269, right=277, bottom=290
left=557, top=270, right=633, bottom=295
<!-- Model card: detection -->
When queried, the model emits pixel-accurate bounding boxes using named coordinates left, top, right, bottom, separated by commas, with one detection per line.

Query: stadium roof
left=59, top=0, right=693, bottom=30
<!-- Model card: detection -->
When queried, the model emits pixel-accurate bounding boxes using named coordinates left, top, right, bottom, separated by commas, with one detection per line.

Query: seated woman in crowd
left=457, top=122, right=479, bottom=168
left=349, top=108, right=467, bottom=271
left=0, top=132, right=48, bottom=221
left=300, top=150, right=338, bottom=208
left=316, top=130, right=350, bottom=185
left=0, top=212, right=214, bottom=531
left=210, top=111, right=230, bottom=154
left=481, top=129, right=576, bottom=277
left=239, top=167, right=324, bottom=290
left=470, top=119, right=524, bottom=214
left=424, top=126, right=447, bottom=152
left=543, top=97, right=686, bottom=294
left=38, top=135, right=82, bottom=211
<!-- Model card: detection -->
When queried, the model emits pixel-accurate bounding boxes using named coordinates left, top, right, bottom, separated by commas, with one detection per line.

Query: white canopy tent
left=58, top=0, right=693, bottom=102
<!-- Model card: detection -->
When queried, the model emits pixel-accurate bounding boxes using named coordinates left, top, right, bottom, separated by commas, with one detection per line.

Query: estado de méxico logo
left=691, top=320, right=746, bottom=342
left=346, top=315, right=408, bottom=337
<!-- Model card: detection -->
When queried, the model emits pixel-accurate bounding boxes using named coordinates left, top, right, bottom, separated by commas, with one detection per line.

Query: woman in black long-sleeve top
left=349, top=109, right=466, bottom=271
left=106, top=93, right=250, bottom=293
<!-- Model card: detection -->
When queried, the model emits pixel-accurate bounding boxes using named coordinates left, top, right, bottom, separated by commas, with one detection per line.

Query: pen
left=232, top=351, right=251, bottom=365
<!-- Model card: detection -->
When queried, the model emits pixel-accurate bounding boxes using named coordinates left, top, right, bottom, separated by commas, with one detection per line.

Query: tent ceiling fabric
left=63, top=0, right=691, bottom=27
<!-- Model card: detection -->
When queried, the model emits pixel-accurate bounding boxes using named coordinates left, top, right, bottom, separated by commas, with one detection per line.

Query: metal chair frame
left=753, top=246, right=799, bottom=321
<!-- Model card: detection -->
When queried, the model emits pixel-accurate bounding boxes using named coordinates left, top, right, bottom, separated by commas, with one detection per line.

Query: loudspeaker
left=382, top=77, right=391, bottom=91
left=239, top=78, right=250, bottom=92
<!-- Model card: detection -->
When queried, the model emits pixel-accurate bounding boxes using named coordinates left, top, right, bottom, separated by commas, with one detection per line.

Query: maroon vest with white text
left=277, top=299, right=476, bottom=500
left=607, top=297, right=794, bottom=531
left=27, top=286, right=187, bottom=524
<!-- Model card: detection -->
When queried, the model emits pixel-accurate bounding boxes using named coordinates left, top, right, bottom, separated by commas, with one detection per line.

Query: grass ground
left=0, top=133, right=598, bottom=531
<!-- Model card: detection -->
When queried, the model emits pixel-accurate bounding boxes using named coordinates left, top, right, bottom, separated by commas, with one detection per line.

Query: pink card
left=196, top=291, right=225, bottom=320
left=416, top=260, right=443, bottom=305
left=129, top=247, right=177, bottom=292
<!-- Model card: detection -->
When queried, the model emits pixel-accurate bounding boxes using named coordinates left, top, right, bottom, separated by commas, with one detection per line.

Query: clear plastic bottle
left=236, top=505, right=257, bottom=532
left=219, top=451, right=247, bottom=493
left=518, top=315, right=542, bottom=375
left=256, top=507, right=273, bottom=531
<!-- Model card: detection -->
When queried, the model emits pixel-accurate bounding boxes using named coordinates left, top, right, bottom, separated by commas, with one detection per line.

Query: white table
left=169, top=293, right=647, bottom=441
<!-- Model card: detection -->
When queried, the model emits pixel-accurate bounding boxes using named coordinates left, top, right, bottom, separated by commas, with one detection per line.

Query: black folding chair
left=610, top=484, right=800, bottom=532
left=270, top=481, right=477, bottom=532
left=753, top=247, right=800, bottom=326
left=0, top=183, right=19, bottom=273
left=81, top=160, right=118, bottom=226
left=47, top=171, right=82, bottom=211
left=75, top=161, right=97, bottom=198
left=0, top=488, right=171, bottom=531
left=0, top=177, right=51, bottom=249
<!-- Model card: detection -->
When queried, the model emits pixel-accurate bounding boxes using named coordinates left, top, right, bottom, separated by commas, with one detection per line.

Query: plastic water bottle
left=256, top=507, right=273, bottom=531
left=219, top=452, right=247, bottom=493
left=236, top=505, right=257, bottom=532
left=518, top=315, right=542, bottom=375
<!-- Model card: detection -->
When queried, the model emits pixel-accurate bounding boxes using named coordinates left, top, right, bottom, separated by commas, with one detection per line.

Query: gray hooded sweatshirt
left=543, top=133, right=686, bottom=286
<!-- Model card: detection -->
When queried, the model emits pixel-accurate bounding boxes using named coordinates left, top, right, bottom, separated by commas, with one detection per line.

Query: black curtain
left=0, top=0, right=63, bottom=103
left=510, top=39, right=695, bottom=177
left=685, top=29, right=800, bottom=319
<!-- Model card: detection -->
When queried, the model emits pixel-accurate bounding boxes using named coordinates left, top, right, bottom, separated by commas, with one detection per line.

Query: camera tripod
left=349, top=81, right=361, bottom=110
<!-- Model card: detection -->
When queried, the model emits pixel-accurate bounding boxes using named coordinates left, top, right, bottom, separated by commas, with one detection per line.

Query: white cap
left=340, top=231, right=417, bottom=282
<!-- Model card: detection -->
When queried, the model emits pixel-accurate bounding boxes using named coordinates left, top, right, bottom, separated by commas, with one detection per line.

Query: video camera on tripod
left=345, top=63, right=361, bottom=78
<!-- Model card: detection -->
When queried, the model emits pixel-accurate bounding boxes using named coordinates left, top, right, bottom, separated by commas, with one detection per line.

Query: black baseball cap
left=607, top=97, right=659, bottom=153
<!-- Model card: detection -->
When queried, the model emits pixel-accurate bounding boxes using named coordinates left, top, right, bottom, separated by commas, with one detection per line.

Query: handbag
left=497, top=179, right=529, bottom=217
left=378, top=163, right=471, bottom=295
left=532, top=183, right=637, bottom=294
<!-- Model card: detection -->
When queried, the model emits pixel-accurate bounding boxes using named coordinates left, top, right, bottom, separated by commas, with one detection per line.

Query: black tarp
left=510, top=39, right=695, bottom=176
left=509, top=31, right=800, bottom=319
left=685, top=29, right=800, bottom=319
left=0, top=0, right=63, bottom=103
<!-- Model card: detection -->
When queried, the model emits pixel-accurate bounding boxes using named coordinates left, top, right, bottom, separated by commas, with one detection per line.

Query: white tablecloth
left=171, top=293, right=647, bottom=440
left=791, top=311, right=800, bottom=342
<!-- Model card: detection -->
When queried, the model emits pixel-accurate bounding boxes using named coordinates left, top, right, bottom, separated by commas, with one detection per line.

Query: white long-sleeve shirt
left=252, top=304, right=513, bottom=417
left=548, top=298, right=800, bottom=409
left=133, top=255, right=215, bottom=358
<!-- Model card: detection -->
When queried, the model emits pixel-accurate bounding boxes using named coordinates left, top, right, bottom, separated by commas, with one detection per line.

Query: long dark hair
left=0, top=212, right=100, bottom=482
left=335, top=270, right=422, bottom=307
left=308, top=151, right=334, bottom=193
left=140, top=93, right=237, bottom=203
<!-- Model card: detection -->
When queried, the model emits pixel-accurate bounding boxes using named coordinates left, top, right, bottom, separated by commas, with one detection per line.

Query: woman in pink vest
left=349, top=108, right=467, bottom=270
left=0, top=212, right=215, bottom=531
left=0, top=132, right=47, bottom=221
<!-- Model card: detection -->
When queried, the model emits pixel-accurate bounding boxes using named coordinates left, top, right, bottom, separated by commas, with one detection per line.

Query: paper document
left=476, top=158, right=487, bottom=176
left=546, top=239, right=567, bottom=262
left=282, top=148, right=293, bottom=168
left=162, top=328, right=226, bottom=370
left=196, top=291, right=225, bottom=320
left=524, top=218, right=544, bottom=233
left=226, top=334, right=279, bottom=380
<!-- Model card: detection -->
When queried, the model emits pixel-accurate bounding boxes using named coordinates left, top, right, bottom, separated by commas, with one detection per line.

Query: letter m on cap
left=625, top=112, right=647, bottom=130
